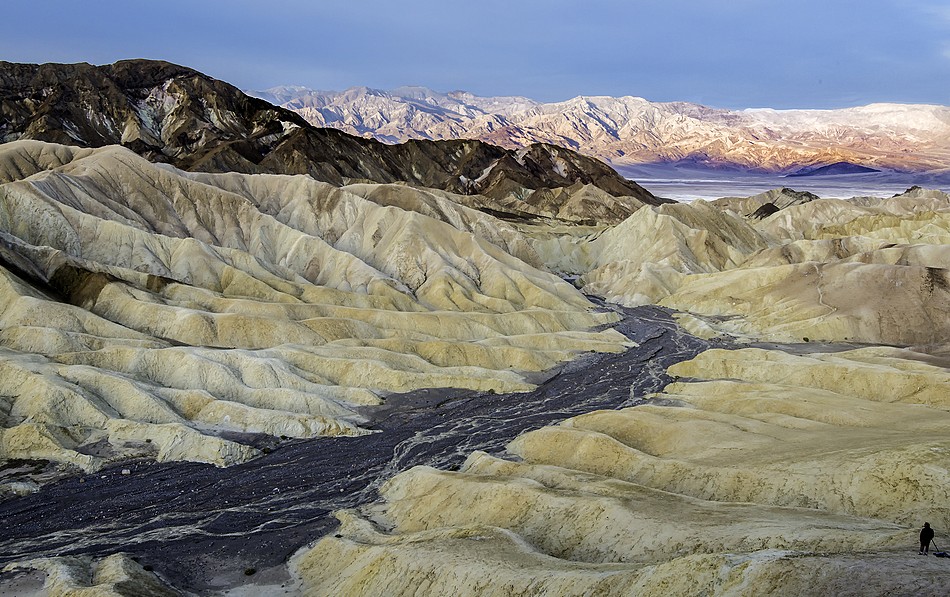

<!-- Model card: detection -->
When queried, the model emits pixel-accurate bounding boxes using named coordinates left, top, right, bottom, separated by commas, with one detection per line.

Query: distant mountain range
left=249, top=86, right=950, bottom=176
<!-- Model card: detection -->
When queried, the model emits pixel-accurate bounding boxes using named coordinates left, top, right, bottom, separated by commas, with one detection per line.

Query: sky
left=3, top=1, right=949, bottom=109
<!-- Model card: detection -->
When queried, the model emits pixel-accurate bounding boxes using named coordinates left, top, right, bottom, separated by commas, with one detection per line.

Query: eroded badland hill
left=1, top=60, right=949, bottom=596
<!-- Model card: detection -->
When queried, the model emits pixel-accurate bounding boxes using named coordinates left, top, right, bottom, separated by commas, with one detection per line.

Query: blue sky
left=4, top=1, right=949, bottom=108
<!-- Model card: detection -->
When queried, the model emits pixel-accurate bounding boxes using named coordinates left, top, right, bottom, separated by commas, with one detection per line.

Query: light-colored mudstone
left=566, top=186, right=950, bottom=344
left=0, top=141, right=627, bottom=469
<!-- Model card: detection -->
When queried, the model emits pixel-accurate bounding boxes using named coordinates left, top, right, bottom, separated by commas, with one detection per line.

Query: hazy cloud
left=922, top=4, right=950, bottom=61
left=1, top=0, right=947, bottom=109
left=930, top=5, right=950, bottom=21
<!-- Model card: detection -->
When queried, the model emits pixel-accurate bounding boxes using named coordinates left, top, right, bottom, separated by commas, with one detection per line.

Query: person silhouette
left=920, top=523, right=935, bottom=555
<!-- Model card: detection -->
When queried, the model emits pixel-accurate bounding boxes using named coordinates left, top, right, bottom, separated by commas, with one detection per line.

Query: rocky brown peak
left=0, top=59, right=666, bottom=221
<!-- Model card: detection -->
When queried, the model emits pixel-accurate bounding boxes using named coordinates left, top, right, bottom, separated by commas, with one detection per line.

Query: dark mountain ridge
left=787, top=161, right=882, bottom=177
left=0, top=59, right=665, bottom=216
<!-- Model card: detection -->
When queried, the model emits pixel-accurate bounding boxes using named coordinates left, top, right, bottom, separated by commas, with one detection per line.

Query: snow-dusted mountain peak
left=248, top=85, right=950, bottom=174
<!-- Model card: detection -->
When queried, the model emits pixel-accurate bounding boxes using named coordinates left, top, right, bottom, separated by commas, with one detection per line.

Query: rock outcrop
left=711, top=187, right=821, bottom=219
left=3, top=554, right=179, bottom=597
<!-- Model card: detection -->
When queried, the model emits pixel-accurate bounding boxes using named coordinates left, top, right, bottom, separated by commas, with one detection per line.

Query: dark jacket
left=921, top=526, right=935, bottom=544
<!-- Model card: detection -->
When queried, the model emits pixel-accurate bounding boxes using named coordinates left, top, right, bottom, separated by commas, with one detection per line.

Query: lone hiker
left=920, top=522, right=935, bottom=555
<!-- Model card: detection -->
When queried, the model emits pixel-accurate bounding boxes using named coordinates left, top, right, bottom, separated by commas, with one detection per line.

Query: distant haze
left=2, top=0, right=949, bottom=110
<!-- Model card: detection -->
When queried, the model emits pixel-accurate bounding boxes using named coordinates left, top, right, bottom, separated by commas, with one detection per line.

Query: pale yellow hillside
left=0, top=141, right=627, bottom=472
left=299, top=346, right=950, bottom=595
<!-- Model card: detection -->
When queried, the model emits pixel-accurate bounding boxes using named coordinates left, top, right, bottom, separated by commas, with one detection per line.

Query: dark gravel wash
left=0, top=305, right=717, bottom=593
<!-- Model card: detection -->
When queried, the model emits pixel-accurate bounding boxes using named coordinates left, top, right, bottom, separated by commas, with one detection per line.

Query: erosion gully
left=0, top=305, right=720, bottom=592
